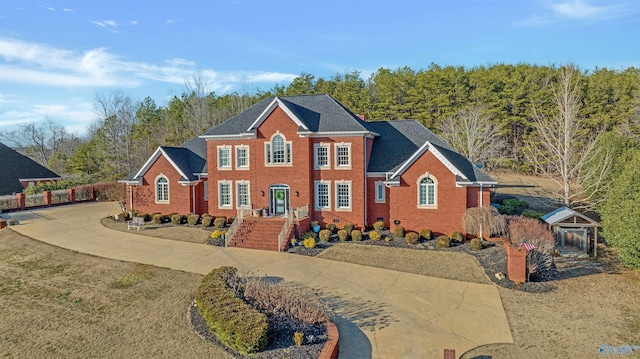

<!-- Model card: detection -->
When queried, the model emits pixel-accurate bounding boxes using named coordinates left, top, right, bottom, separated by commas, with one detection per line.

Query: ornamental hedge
left=195, top=267, right=268, bottom=354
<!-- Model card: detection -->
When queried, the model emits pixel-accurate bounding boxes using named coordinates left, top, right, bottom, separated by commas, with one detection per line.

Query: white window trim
left=313, top=143, right=331, bottom=170
left=155, top=174, right=170, bottom=204
left=417, top=174, right=438, bottom=209
left=235, top=145, right=250, bottom=170
left=203, top=180, right=208, bottom=201
left=264, top=132, right=293, bottom=167
left=217, top=145, right=232, bottom=170
left=314, top=180, right=331, bottom=211
left=334, top=142, right=352, bottom=170
left=374, top=180, right=385, bottom=203
left=236, top=180, right=251, bottom=209
left=335, top=180, right=352, bottom=212
left=218, top=180, right=233, bottom=209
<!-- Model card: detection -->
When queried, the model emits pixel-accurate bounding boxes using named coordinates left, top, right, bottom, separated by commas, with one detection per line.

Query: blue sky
left=1, top=0, right=638, bottom=136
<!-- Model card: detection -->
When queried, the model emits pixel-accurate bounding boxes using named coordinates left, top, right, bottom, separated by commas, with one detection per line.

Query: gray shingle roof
left=0, top=142, right=61, bottom=195
left=200, top=94, right=370, bottom=137
left=365, top=120, right=495, bottom=183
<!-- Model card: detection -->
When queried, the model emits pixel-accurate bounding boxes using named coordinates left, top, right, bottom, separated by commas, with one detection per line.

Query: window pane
left=376, top=183, right=384, bottom=200
left=220, top=183, right=231, bottom=206
left=266, top=143, right=271, bottom=163
left=157, top=177, right=168, bottom=201
left=317, top=183, right=329, bottom=208
left=237, top=183, right=249, bottom=206
left=337, top=183, right=350, bottom=208
left=273, top=135, right=285, bottom=163
left=337, top=146, right=349, bottom=166
left=219, top=148, right=230, bottom=167
left=428, top=186, right=435, bottom=205
left=316, top=146, right=328, bottom=167
left=237, top=148, right=248, bottom=167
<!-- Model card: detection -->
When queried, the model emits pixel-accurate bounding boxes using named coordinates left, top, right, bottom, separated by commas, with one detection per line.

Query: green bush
left=405, top=232, right=419, bottom=245
left=470, top=238, right=482, bottom=250
left=437, top=235, right=450, bottom=248
left=117, top=212, right=130, bottom=221
left=326, top=223, right=337, bottom=232
left=351, top=230, right=362, bottom=242
left=451, top=231, right=464, bottom=243
left=195, top=267, right=268, bottom=354
left=337, top=229, right=348, bottom=241
left=188, top=214, right=200, bottom=225
left=214, top=217, right=227, bottom=228
left=343, top=223, right=354, bottom=234
left=373, top=221, right=384, bottom=232
left=293, top=331, right=304, bottom=346
left=319, top=229, right=332, bottom=242
left=310, top=220, right=319, bottom=229
left=171, top=214, right=181, bottom=225
left=167, top=212, right=178, bottom=219
left=202, top=215, right=214, bottom=227
left=303, top=237, right=317, bottom=249
left=498, top=198, right=529, bottom=215
left=420, top=229, right=432, bottom=240
left=393, top=226, right=405, bottom=238
left=152, top=214, right=164, bottom=224
left=369, top=231, right=382, bottom=241
left=522, top=209, right=543, bottom=220
left=300, top=231, right=316, bottom=241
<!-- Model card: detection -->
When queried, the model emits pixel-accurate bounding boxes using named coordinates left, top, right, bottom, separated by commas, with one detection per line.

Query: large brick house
left=122, top=94, right=496, bottom=237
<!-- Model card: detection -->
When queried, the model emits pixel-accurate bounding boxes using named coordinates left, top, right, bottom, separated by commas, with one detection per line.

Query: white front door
left=269, top=184, right=289, bottom=216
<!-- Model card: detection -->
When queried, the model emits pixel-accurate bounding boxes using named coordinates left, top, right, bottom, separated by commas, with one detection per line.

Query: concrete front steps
left=228, top=217, right=293, bottom=251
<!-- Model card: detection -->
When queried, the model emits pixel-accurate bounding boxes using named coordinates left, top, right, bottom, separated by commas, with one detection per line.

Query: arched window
left=265, top=132, right=292, bottom=165
left=418, top=175, right=436, bottom=207
left=156, top=176, right=169, bottom=202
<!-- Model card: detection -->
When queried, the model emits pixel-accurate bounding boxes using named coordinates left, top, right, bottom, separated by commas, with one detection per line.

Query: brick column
left=43, top=191, right=52, bottom=206
left=0, top=219, right=6, bottom=230
left=68, top=188, right=76, bottom=203
left=506, top=244, right=527, bottom=283
left=444, top=349, right=456, bottom=359
left=17, top=193, right=25, bottom=210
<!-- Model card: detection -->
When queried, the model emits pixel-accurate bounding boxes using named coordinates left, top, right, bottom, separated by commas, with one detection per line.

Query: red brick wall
left=130, top=155, right=194, bottom=215
left=366, top=176, right=390, bottom=228
left=389, top=150, right=469, bottom=237
left=466, top=186, right=491, bottom=208
left=506, top=243, right=527, bottom=283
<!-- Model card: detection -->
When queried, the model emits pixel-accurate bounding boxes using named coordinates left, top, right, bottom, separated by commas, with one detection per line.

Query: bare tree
left=0, top=117, right=70, bottom=168
left=462, top=206, right=507, bottom=239
left=438, top=104, right=506, bottom=167
left=184, top=72, right=212, bottom=134
left=525, top=64, right=605, bottom=207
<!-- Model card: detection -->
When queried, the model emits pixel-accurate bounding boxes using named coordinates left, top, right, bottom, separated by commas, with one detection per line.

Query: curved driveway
left=7, top=202, right=512, bottom=359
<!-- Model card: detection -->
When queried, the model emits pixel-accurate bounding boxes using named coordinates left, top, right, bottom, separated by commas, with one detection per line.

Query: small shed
left=541, top=207, right=600, bottom=257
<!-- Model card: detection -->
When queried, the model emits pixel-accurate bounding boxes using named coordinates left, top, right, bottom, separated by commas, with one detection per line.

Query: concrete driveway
left=7, top=202, right=512, bottom=359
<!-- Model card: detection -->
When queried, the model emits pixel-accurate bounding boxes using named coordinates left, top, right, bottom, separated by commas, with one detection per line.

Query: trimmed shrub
left=470, top=238, right=482, bottom=250
left=437, top=235, right=450, bottom=248
left=337, top=229, right=348, bottom=241
left=498, top=198, right=529, bottom=215
left=343, top=223, right=354, bottom=234
left=137, top=213, right=150, bottom=222
left=393, top=226, right=405, bottom=238
left=195, top=267, right=268, bottom=354
left=522, top=209, right=543, bottom=220
left=420, top=228, right=432, bottom=241
left=293, top=331, right=304, bottom=346
left=214, top=217, right=227, bottom=228
left=117, top=212, right=130, bottom=221
left=202, top=216, right=214, bottom=227
left=373, top=221, right=384, bottom=232
left=303, top=237, right=316, bottom=249
left=384, top=235, right=393, bottom=242
left=171, top=214, right=181, bottom=225
left=351, top=230, right=362, bottom=242
left=152, top=214, right=164, bottom=224
left=210, top=229, right=226, bottom=239
left=451, top=231, right=464, bottom=243
left=167, top=212, right=178, bottom=218
left=369, top=231, right=382, bottom=241
left=405, top=232, right=419, bottom=245
left=318, top=229, right=332, bottom=242
left=326, top=223, right=337, bottom=232
left=300, top=231, right=316, bottom=241
left=188, top=214, right=200, bottom=225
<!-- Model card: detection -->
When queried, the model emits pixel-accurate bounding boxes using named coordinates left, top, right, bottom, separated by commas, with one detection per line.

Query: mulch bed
left=188, top=301, right=327, bottom=359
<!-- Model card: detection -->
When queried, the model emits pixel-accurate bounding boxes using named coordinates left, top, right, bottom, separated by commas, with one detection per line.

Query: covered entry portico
left=542, top=206, right=601, bottom=258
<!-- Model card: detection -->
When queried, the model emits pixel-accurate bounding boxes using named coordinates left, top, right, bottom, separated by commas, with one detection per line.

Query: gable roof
left=541, top=206, right=600, bottom=226
left=365, top=120, right=495, bottom=183
left=200, top=94, right=374, bottom=138
left=121, top=136, right=207, bottom=184
left=0, top=142, right=61, bottom=195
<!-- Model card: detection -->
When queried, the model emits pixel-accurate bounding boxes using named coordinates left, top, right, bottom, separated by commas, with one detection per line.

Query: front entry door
left=269, top=184, right=290, bottom=216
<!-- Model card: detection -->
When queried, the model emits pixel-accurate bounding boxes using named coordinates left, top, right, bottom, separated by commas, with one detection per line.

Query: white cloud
left=517, top=14, right=553, bottom=26
left=103, top=20, right=117, bottom=27
left=63, top=8, right=74, bottom=13
left=517, top=0, right=631, bottom=26
left=549, top=0, right=617, bottom=19
left=0, top=93, right=19, bottom=103
left=129, top=20, right=138, bottom=25
left=164, top=58, right=196, bottom=67
left=165, top=19, right=177, bottom=25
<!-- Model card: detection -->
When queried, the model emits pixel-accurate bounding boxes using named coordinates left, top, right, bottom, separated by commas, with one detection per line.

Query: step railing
left=226, top=207, right=252, bottom=247
left=277, top=213, right=294, bottom=252
left=292, top=204, right=309, bottom=221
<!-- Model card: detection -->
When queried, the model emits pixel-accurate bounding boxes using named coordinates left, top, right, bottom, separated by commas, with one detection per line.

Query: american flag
left=521, top=240, right=537, bottom=251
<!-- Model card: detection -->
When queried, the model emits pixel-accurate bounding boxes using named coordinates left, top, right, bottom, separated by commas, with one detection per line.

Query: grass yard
left=0, top=228, right=231, bottom=358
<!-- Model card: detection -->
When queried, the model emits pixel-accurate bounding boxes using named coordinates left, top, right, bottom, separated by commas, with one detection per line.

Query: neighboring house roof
left=0, top=142, right=61, bottom=195
left=366, top=120, right=495, bottom=183
left=121, top=136, right=207, bottom=185
left=541, top=206, right=600, bottom=227
left=200, top=94, right=374, bottom=138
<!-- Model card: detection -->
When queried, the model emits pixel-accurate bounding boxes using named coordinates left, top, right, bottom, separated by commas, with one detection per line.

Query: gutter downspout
left=129, top=185, right=133, bottom=211
left=192, top=184, right=196, bottom=213
left=363, top=135, right=367, bottom=227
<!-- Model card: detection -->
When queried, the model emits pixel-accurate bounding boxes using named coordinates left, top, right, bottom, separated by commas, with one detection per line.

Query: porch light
left=295, top=191, right=299, bottom=197
left=260, top=190, right=265, bottom=196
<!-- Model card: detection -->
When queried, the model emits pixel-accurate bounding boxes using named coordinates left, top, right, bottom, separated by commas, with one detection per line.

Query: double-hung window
left=314, top=180, right=331, bottom=210
left=236, top=146, right=249, bottom=169
left=265, top=133, right=292, bottom=165
left=335, top=143, right=351, bottom=169
left=335, top=181, right=351, bottom=211
left=236, top=181, right=250, bottom=208
left=218, top=181, right=232, bottom=208
left=375, top=181, right=385, bottom=203
left=418, top=175, right=437, bottom=207
left=155, top=176, right=169, bottom=203
left=314, top=143, right=330, bottom=169
left=218, top=146, right=231, bottom=169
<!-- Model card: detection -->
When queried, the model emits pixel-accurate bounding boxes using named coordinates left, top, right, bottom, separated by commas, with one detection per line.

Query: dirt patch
left=100, top=217, right=212, bottom=244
